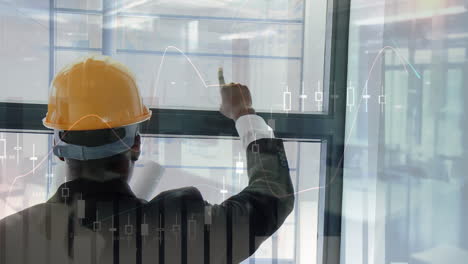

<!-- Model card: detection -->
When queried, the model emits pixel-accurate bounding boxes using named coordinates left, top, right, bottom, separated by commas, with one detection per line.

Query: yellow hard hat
left=43, top=55, right=151, bottom=131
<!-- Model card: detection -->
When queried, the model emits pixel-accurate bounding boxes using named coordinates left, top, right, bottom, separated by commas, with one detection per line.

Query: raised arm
left=205, top=70, right=295, bottom=263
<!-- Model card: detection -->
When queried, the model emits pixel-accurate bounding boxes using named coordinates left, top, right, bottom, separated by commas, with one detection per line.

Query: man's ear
left=130, top=134, right=141, bottom=161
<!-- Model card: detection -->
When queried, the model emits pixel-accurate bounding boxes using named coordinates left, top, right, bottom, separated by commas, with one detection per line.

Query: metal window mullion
left=293, top=142, right=302, bottom=263
left=0, top=103, right=337, bottom=140
left=317, top=0, right=351, bottom=263
left=298, top=0, right=308, bottom=112
left=103, top=0, right=116, bottom=56
left=54, top=8, right=102, bottom=15
left=49, top=0, right=55, bottom=84
left=47, top=0, right=55, bottom=205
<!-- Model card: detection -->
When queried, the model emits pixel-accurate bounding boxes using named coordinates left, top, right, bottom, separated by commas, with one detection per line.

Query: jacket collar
left=48, top=178, right=137, bottom=203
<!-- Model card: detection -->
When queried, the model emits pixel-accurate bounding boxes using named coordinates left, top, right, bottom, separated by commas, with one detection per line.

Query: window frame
left=0, top=0, right=350, bottom=263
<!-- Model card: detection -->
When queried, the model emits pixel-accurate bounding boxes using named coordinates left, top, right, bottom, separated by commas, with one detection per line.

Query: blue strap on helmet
left=53, top=125, right=139, bottom=160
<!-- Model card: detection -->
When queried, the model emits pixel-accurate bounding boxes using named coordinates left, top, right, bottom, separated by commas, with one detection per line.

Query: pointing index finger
left=218, top=67, right=226, bottom=86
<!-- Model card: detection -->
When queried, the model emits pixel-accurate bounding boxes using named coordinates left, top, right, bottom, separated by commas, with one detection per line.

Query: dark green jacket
left=0, top=138, right=294, bottom=264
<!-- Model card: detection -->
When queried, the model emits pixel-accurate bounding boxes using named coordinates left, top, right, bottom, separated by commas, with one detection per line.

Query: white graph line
left=4, top=42, right=419, bottom=212
left=292, top=45, right=417, bottom=195
left=151, top=46, right=218, bottom=106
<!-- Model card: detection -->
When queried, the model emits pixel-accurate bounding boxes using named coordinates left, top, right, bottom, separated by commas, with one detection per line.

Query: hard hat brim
left=43, top=110, right=152, bottom=131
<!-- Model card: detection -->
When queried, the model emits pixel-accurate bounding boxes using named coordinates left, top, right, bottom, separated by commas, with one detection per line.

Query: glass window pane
left=118, top=0, right=303, bottom=21
left=117, top=16, right=302, bottom=58
left=115, top=53, right=302, bottom=112
left=343, top=0, right=468, bottom=263
left=56, top=0, right=103, bottom=11
left=0, top=133, right=52, bottom=218
left=1, top=1, right=333, bottom=262
left=112, top=0, right=327, bottom=113
left=0, top=2, right=50, bottom=103
left=1, top=0, right=328, bottom=114
left=0, top=132, right=322, bottom=264
left=56, top=13, right=102, bottom=49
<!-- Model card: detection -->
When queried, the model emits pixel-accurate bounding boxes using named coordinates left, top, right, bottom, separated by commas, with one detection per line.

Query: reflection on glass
left=0, top=1, right=49, bottom=103
left=56, top=0, right=103, bottom=11
left=0, top=0, right=331, bottom=262
left=119, top=0, right=303, bottom=21
left=0, top=0, right=327, bottom=114
left=343, top=0, right=468, bottom=263
left=56, top=13, right=102, bottom=49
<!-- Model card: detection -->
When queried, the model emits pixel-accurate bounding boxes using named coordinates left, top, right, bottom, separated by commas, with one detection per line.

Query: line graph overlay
left=3, top=44, right=419, bottom=215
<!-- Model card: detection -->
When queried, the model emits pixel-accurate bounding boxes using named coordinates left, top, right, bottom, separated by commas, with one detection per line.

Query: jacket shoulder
left=0, top=203, right=49, bottom=225
left=148, top=186, right=205, bottom=204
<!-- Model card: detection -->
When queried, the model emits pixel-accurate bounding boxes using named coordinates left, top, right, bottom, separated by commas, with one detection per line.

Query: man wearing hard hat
left=0, top=55, right=294, bottom=263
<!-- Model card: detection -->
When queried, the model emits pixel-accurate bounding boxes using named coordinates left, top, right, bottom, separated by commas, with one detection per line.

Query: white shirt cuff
left=235, top=114, right=275, bottom=150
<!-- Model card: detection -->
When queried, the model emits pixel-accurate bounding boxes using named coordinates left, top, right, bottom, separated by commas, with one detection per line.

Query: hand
left=218, top=67, right=255, bottom=121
